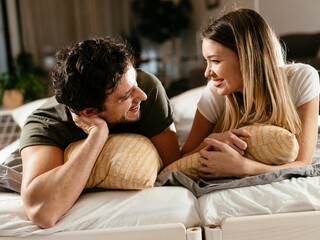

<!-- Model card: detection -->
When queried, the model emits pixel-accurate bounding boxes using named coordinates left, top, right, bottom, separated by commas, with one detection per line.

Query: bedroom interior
left=0, top=0, right=319, bottom=100
left=0, top=0, right=320, bottom=240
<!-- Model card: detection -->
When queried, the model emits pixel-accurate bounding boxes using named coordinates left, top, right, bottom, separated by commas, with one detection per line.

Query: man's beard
left=118, top=111, right=141, bottom=123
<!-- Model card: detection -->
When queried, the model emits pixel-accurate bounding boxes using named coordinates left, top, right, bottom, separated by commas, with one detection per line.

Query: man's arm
left=150, top=123, right=180, bottom=167
left=21, top=116, right=108, bottom=228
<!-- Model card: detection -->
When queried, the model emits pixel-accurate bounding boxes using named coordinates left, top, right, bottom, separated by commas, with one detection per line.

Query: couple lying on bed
left=19, top=8, right=319, bottom=228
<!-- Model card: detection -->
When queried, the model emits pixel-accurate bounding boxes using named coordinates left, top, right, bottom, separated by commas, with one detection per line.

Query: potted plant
left=0, top=52, right=47, bottom=109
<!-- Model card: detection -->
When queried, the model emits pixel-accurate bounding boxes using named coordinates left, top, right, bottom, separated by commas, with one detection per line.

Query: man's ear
left=79, top=108, right=99, bottom=118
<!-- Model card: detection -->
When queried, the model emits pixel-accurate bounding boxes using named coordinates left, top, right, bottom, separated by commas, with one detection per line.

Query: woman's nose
left=204, top=66, right=212, bottom=78
left=204, top=66, right=217, bottom=79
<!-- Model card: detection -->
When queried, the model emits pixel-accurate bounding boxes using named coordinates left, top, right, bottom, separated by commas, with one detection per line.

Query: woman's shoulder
left=284, top=63, right=319, bottom=107
left=284, top=62, right=319, bottom=80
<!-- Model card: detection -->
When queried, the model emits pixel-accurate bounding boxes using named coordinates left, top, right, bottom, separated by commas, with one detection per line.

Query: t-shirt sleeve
left=19, top=115, right=85, bottom=151
left=288, top=63, right=320, bottom=108
left=19, top=98, right=85, bottom=151
left=197, top=81, right=225, bottom=123
left=20, top=116, right=66, bottom=150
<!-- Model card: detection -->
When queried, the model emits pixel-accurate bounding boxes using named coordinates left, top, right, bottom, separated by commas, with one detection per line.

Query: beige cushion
left=64, top=133, right=163, bottom=190
left=160, top=152, right=200, bottom=181
left=161, top=124, right=299, bottom=180
left=240, top=124, right=299, bottom=164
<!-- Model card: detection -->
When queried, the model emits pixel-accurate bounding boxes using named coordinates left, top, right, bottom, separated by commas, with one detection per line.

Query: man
left=19, top=37, right=180, bottom=228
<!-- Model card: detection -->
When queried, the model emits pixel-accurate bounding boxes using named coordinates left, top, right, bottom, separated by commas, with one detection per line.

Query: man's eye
left=122, top=95, right=130, bottom=100
left=212, top=60, right=220, bottom=63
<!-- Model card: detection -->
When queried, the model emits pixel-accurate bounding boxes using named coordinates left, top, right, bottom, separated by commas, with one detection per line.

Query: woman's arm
left=198, top=96, right=319, bottom=178
left=181, top=110, right=214, bottom=156
left=181, top=110, right=251, bottom=157
left=294, top=96, right=319, bottom=165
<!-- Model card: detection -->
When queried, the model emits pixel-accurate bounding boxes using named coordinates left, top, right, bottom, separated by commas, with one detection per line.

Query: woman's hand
left=198, top=138, right=251, bottom=179
left=207, top=129, right=251, bottom=155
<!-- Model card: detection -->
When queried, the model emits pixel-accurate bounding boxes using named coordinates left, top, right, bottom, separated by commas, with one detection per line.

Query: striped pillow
left=160, top=124, right=299, bottom=180
left=240, top=124, right=299, bottom=164
left=160, top=152, right=200, bottom=181
left=64, top=133, right=163, bottom=190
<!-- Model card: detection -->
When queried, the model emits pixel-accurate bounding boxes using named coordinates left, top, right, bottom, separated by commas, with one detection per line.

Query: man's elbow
left=23, top=201, right=58, bottom=228
left=22, top=192, right=58, bottom=228
left=33, top=216, right=57, bottom=229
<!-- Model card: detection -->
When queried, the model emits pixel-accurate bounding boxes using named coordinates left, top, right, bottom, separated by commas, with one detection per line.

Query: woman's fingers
left=228, top=134, right=246, bottom=153
left=230, top=129, right=251, bottom=150
left=207, top=129, right=250, bottom=154
left=230, top=128, right=251, bottom=137
left=204, top=137, right=245, bottom=155
left=198, top=156, right=208, bottom=166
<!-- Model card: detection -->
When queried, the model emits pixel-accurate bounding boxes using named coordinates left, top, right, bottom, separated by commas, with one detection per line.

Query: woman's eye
left=212, top=60, right=220, bottom=63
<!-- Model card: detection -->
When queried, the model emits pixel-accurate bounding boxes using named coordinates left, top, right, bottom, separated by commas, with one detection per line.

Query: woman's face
left=202, top=38, right=243, bottom=95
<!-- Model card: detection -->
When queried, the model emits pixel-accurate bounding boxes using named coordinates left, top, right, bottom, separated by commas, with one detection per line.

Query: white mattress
left=198, top=134, right=320, bottom=226
left=0, top=140, right=201, bottom=238
left=2, top=175, right=320, bottom=238
left=0, top=187, right=201, bottom=237
left=1, top=142, right=320, bottom=238
left=198, top=175, right=320, bottom=226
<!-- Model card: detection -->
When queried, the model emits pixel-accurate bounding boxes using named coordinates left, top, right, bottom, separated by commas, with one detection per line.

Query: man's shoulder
left=136, top=68, right=162, bottom=90
left=30, top=96, right=69, bottom=121
left=23, top=96, right=74, bottom=135
left=20, top=97, right=83, bottom=151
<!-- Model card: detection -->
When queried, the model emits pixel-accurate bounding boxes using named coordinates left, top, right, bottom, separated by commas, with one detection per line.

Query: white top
left=198, top=63, right=320, bottom=123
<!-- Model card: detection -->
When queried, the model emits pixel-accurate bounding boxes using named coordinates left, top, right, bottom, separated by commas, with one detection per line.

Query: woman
left=181, top=8, right=319, bottom=179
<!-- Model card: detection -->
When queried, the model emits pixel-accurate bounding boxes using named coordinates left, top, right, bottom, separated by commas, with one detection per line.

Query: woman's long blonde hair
left=201, top=8, right=301, bottom=136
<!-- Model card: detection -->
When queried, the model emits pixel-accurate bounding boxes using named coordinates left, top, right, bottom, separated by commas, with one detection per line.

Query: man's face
left=99, top=66, right=147, bottom=124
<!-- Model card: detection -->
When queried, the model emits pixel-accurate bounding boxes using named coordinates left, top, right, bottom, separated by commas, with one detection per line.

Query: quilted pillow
left=160, top=124, right=299, bottom=180
left=160, top=152, right=200, bottom=181
left=239, top=124, right=299, bottom=164
left=64, top=133, right=163, bottom=190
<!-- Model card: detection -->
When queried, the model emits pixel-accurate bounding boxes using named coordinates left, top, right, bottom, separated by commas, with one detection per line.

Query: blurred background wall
left=1, top=0, right=319, bottom=97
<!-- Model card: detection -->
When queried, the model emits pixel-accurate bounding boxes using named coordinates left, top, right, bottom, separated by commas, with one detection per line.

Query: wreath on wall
left=131, top=0, right=192, bottom=44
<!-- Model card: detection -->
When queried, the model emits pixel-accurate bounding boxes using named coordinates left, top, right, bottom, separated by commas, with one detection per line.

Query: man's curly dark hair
left=50, top=37, right=135, bottom=115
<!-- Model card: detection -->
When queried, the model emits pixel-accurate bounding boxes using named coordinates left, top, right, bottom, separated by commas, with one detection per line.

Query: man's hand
left=70, top=111, right=108, bottom=135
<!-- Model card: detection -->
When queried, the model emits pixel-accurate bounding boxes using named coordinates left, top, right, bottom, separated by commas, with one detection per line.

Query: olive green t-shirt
left=19, top=69, right=174, bottom=151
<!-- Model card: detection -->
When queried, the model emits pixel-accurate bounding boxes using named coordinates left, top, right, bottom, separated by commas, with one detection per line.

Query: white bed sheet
left=0, top=186, right=201, bottom=237
left=199, top=132, right=320, bottom=226
left=199, top=175, right=320, bottom=226
left=0, top=139, right=19, bottom=164
left=0, top=139, right=201, bottom=238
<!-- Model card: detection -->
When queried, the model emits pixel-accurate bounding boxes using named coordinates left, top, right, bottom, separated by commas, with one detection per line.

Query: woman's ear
left=79, top=108, right=99, bottom=118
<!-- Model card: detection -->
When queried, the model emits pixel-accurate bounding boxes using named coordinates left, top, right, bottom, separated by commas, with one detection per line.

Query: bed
left=1, top=86, right=320, bottom=240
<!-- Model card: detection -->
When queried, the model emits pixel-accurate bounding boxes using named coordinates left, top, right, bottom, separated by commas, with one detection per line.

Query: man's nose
left=135, top=86, right=147, bottom=102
